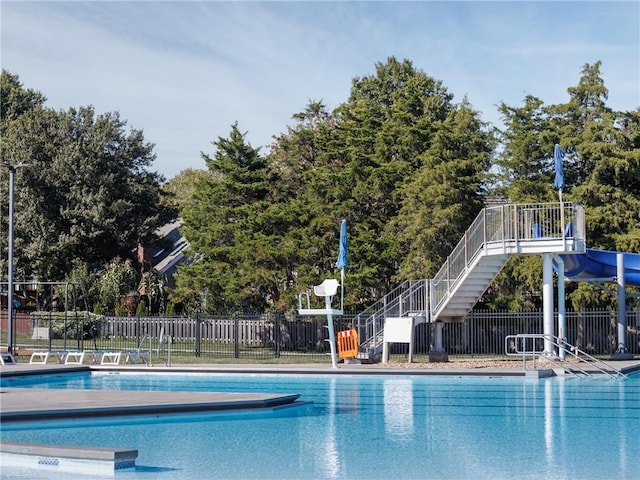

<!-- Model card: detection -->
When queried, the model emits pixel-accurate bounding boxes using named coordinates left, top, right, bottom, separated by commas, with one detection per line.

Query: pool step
left=0, top=441, right=137, bottom=475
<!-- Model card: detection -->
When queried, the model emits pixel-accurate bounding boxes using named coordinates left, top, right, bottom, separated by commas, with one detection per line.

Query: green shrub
left=30, top=311, right=101, bottom=340
left=136, top=301, right=149, bottom=317
left=114, top=303, right=127, bottom=317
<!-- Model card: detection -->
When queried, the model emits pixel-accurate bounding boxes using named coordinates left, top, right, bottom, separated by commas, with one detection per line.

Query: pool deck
left=0, top=387, right=302, bottom=423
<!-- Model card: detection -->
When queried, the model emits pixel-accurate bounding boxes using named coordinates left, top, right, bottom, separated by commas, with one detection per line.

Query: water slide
left=561, top=249, right=640, bottom=287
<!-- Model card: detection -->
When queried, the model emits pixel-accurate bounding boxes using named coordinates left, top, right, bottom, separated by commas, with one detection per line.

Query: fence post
left=135, top=317, right=140, bottom=349
left=275, top=312, right=281, bottom=358
left=76, top=311, right=81, bottom=350
left=195, top=308, right=201, bottom=357
left=234, top=312, right=240, bottom=359
left=48, top=312, right=52, bottom=351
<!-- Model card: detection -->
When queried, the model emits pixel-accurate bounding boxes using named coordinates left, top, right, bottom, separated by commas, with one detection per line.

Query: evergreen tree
left=161, top=168, right=218, bottom=214
left=266, top=101, right=343, bottom=309
left=395, top=99, right=495, bottom=279
left=553, top=62, right=640, bottom=252
left=176, top=123, right=274, bottom=312
left=333, top=57, right=458, bottom=302
left=495, top=95, right=553, bottom=202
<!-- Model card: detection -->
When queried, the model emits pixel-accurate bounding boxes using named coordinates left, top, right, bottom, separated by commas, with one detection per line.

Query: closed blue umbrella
left=336, top=219, right=348, bottom=311
left=336, top=219, right=348, bottom=269
left=554, top=144, right=565, bottom=202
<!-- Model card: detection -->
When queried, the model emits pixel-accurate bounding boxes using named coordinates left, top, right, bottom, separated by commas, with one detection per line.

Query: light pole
left=5, top=162, right=29, bottom=354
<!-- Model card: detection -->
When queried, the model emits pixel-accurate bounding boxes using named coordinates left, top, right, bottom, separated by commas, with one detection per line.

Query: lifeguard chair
left=298, top=278, right=343, bottom=368
left=298, top=279, right=342, bottom=315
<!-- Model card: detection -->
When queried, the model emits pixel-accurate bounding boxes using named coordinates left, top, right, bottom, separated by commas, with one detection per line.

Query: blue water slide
left=560, top=249, right=640, bottom=287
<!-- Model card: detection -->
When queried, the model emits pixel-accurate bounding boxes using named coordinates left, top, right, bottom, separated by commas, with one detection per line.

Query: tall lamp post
left=4, top=162, right=29, bottom=354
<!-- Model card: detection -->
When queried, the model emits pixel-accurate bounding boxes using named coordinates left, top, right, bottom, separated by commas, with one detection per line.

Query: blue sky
left=2, top=1, right=639, bottom=180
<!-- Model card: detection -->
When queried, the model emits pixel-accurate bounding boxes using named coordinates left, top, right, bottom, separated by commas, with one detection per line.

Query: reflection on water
left=322, top=378, right=339, bottom=479
left=544, top=379, right=553, bottom=465
left=383, top=378, right=414, bottom=441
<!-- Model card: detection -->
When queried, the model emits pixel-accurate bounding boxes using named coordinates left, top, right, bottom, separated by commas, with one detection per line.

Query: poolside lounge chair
left=123, top=349, right=150, bottom=365
left=29, top=351, right=67, bottom=364
left=122, top=335, right=152, bottom=365
left=64, top=351, right=103, bottom=365
left=62, top=351, right=85, bottom=364
left=100, top=352, right=122, bottom=365
left=0, top=352, right=16, bottom=365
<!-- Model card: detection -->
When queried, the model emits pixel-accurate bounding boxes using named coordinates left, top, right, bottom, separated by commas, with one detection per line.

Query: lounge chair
left=29, top=351, right=67, bottom=364
left=100, top=352, right=122, bottom=365
left=64, top=350, right=103, bottom=365
left=0, top=352, right=16, bottom=365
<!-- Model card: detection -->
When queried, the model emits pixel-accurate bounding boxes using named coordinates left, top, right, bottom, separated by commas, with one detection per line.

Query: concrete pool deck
left=0, top=387, right=303, bottom=423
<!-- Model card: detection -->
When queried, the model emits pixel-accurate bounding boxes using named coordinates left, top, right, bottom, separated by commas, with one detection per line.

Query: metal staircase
left=431, top=253, right=510, bottom=321
left=354, top=202, right=586, bottom=362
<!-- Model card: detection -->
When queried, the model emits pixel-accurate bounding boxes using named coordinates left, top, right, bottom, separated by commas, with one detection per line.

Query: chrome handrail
left=505, top=333, right=627, bottom=379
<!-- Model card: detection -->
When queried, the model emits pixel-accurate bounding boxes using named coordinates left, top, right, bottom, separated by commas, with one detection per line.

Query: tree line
left=1, top=70, right=175, bottom=314
left=1, top=57, right=638, bottom=315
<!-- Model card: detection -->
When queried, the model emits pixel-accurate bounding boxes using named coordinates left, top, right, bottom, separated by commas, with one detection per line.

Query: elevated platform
left=0, top=387, right=301, bottom=422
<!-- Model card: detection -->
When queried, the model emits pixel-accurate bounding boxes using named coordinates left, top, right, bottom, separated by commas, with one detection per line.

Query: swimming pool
left=1, top=372, right=638, bottom=479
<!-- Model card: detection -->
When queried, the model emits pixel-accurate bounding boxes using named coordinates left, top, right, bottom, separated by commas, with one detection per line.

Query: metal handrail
left=156, top=327, right=172, bottom=367
left=505, top=333, right=627, bottom=379
left=354, top=279, right=428, bottom=355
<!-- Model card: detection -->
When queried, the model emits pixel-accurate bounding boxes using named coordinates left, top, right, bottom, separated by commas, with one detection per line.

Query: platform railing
left=431, top=202, right=585, bottom=315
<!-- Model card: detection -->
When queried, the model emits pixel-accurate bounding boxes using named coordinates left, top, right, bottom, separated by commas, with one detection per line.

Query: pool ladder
left=505, top=333, right=627, bottom=379
left=156, top=327, right=173, bottom=367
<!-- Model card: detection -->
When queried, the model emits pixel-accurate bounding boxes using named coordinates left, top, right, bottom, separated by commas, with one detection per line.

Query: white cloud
left=2, top=1, right=638, bottom=179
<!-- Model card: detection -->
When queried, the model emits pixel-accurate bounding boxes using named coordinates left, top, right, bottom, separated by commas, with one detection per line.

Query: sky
left=2, top=1, right=639, bottom=181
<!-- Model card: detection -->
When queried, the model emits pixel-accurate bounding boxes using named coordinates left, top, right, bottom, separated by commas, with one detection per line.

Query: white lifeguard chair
left=298, top=279, right=342, bottom=315
left=298, top=278, right=343, bottom=368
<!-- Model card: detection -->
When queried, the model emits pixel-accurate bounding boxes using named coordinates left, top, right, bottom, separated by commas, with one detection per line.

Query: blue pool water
left=1, top=372, right=639, bottom=479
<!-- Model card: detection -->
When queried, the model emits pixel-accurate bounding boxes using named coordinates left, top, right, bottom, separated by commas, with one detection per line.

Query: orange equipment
left=337, top=328, right=359, bottom=359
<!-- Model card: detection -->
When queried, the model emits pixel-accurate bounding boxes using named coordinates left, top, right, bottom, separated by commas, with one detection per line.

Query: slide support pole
left=554, top=256, right=566, bottom=360
left=542, top=254, right=555, bottom=355
left=613, top=253, right=632, bottom=359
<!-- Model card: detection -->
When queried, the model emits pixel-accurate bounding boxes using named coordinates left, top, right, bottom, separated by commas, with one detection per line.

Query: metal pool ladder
left=505, top=333, right=627, bottom=379
left=156, top=327, right=173, bottom=367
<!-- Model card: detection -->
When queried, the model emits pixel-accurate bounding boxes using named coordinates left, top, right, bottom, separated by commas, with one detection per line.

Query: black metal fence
left=7, top=308, right=640, bottom=361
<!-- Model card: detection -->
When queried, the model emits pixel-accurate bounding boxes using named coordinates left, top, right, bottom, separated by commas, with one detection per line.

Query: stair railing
left=505, top=333, right=627, bottom=379
left=354, top=279, right=429, bottom=357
